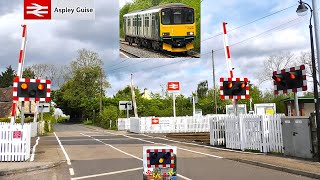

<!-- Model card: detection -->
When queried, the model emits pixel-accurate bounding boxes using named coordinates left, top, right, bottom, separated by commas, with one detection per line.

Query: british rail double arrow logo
left=24, top=0, right=51, bottom=20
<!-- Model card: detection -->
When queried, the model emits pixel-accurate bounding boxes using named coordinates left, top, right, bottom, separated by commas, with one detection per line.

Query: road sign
left=13, top=131, right=22, bottom=139
left=24, top=0, right=51, bottom=20
left=143, top=146, right=177, bottom=180
left=119, top=101, right=132, bottom=110
left=151, top=117, right=159, bottom=125
left=226, top=104, right=247, bottom=115
left=167, top=82, right=180, bottom=92
left=39, top=103, right=50, bottom=112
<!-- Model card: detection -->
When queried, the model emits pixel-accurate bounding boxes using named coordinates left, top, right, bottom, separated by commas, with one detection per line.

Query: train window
left=161, top=9, right=171, bottom=25
left=185, top=9, right=194, bottom=24
left=173, top=10, right=182, bottom=24
left=144, top=17, right=149, bottom=27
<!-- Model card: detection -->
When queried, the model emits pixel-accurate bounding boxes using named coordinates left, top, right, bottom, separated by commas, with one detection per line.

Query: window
left=152, top=15, right=155, bottom=27
left=145, top=17, right=149, bottom=27
left=161, top=8, right=194, bottom=25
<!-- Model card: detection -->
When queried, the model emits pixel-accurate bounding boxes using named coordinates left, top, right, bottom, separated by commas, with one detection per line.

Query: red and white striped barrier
left=11, top=25, right=27, bottom=123
left=222, top=22, right=234, bottom=78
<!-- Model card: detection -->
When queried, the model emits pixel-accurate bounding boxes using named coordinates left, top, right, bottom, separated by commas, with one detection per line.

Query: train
left=123, top=3, right=196, bottom=53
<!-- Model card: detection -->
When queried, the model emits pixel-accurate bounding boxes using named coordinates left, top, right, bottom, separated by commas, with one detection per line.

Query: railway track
left=120, top=40, right=200, bottom=58
left=120, top=48, right=140, bottom=58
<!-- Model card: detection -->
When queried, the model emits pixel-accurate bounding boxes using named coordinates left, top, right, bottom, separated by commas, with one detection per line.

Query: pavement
left=0, top=123, right=319, bottom=180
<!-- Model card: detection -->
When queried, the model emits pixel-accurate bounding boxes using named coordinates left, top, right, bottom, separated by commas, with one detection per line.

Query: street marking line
left=71, top=167, right=143, bottom=180
left=141, top=134, right=263, bottom=155
left=103, top=131, right=223, bottom=159
left=80, top=133, right=142, bottom=161
left=69, top=168, right=75, bottom=176
left=120, top=51, right=130, bottom=58
left=80, top=133, right=192, bottom=180
left=30, top=136, right=40, bottom=162
left=54, top=132, right=71, bottom=165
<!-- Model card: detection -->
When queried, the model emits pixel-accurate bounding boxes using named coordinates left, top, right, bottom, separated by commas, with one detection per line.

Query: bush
left=97, top=106, right=119, bottom=129
left=0, top=117, right=34, bottom=123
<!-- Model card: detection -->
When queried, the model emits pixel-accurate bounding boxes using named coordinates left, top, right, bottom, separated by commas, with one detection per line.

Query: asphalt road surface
left=50, top=124, right=314, bottom=180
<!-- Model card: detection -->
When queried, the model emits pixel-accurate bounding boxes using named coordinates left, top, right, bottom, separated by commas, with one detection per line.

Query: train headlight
left=162, top=32, right=170, bottom=36
left=187, top=32, right=194, bottom=36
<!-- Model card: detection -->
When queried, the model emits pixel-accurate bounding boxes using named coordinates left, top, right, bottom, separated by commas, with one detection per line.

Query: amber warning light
left=21, top=83, right=28, bottom=90
left=38, top=84, right=45, bottom=90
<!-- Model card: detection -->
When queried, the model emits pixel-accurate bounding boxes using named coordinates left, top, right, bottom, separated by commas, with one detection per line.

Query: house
left=0, top=87, right=13, bottom=118
left=140, top=88, right=151, bottom=100
left=283, top=97, right=318, bottom=116
left=0, top=86, right=37, bottom=118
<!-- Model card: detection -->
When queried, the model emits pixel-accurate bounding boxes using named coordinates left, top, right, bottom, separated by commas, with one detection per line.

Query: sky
left=0, top=0, right=319, bottom=98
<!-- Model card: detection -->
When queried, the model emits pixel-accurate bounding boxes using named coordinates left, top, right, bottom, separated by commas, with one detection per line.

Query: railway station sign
left=167, top=82, right=180, bottom=93
left=24, top=0, right=95, bottom=20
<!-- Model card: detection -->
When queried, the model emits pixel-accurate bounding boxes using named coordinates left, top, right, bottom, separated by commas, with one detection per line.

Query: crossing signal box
left=272, top=65, right=307, bottom=95
left=220, top=78, right=250, bottom=99
left=13, top=77, right=51, bottom=102
left=17, top=81, right=47, bottom=98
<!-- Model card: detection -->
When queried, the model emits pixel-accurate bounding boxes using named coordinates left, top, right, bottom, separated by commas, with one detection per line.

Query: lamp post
left=296, top=0, right=320, bottom=161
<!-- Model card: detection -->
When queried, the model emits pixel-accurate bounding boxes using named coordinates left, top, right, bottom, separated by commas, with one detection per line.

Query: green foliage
left=119, top=0, right=200, bottom=52
left=0, top=117, right=33, bottom=123
left=96, top=106, right=119, bottom=129
left=0, top=65, right=15, bottom=88
left=22, top=67, right=36, bottom=79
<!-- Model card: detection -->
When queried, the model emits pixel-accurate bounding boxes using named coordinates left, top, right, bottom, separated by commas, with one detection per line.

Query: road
left=48, top=124, right=314, bottom=180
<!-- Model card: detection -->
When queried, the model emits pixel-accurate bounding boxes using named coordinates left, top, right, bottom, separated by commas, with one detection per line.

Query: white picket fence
left=127, top=115, right=226, bottom=133
left=0, top=122, right=31, bottom=161
left=118, top=118, right=130, bottom=131
left=210, top=114, right=284, bottom=153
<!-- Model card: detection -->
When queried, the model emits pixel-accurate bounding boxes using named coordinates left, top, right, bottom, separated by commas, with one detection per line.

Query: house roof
left=0, top=86, right=13, bottom=102
left=0, top=102, right=12, bottom=118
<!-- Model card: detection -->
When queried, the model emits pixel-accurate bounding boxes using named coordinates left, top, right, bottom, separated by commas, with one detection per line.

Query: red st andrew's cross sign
left=24, top=0, right=51, bottom=20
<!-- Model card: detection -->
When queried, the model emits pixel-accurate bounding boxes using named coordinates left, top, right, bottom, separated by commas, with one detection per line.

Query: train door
left=151, top=14, right=156, bottom=40
left=155, top=13, right=160, bottom=40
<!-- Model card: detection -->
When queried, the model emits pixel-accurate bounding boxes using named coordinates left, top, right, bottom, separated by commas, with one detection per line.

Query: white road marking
left=42, top=138, right=153, bottom=142
left=103, top=131, right=223, bottom=159
left=54, top=132, right=71, bottom=165
left=80, top=133, right=142, bottom=161
left=71, top=167, right=143, bottom=180
left=69, top=168, right=75, bottom=176
left=80, top=133, right=192, bottom=180
left=30, top=136, right=40, bottom=162
left=141, top=134, right=263, bottom=155
left=120, top=51, right=130, bottom=58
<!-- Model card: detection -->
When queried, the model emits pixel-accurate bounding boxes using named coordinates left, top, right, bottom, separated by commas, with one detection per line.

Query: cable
left=107, top=59, right=127, bottom=69
left=108, top=16, right=306, bottom=75
left=201, top=3, right=298, bottom=42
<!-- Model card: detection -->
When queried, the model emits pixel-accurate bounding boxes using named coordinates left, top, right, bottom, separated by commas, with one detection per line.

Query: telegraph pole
left=212, top=50, right=218, bottom=114
left=100, top=68, right=103, bottom=113
left=131, top=74, right=138, bottom=117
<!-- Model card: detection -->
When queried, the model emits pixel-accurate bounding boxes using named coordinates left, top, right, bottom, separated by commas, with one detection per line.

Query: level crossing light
left=296, top=0, right=320, bottom=162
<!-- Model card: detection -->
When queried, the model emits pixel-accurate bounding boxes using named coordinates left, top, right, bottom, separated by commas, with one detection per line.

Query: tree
left=22, top=67, right=35, bottom=79
left=258, top=51, right=296, bottom=84
left=197, top=80, right=208, bottom=98
left=0, top=66, right=16, bottom=88
left=52, top=49, right=110, bottom=122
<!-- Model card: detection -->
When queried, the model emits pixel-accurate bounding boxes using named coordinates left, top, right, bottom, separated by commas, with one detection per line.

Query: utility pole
left=131, top=74, right=138, bottom=117
left=212, top=50, right=218, bottom=114
left=100, top=68, right=103, bottom=113
left=311, top=0, right=320, bottom=84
